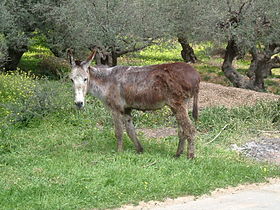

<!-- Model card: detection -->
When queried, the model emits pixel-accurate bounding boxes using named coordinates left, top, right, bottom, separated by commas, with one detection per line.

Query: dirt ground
left=196, top=82, right=280, bottom=109
left=119, top=179, right=280, bottom=210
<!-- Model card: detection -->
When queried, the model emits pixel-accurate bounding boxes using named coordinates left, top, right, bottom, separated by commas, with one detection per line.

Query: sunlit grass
left=119, top=42, right=183, bottom=66
left=19, top=45, right=53, bottom=73
left=272, top=68, right=280, bottom=76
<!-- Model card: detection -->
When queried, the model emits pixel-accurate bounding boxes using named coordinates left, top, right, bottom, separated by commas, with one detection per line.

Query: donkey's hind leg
left=172, top=104, right=196, bottom=158
left=123, top=110, right=143, bottom=153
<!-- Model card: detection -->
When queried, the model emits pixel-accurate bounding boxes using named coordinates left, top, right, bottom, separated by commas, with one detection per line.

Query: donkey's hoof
left=187, top=153, right=195, bottom=159
left=136, top=147, right=144, bottom=154
left=174, top=153, right=182, bottom=158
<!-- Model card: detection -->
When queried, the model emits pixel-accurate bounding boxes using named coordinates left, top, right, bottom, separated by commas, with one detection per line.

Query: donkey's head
left=68, top=49, right=96, bottom=109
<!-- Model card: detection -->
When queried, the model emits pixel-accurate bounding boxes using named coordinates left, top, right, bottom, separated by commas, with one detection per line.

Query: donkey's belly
left=124, top=91, right=166, bottom=111
left=128, top=100, right=166, bottom=111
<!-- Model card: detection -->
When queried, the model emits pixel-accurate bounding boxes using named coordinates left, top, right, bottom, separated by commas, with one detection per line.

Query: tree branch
left=116, top=37, right=159, bottom=56
left=116, top=43, right=152, bottom=56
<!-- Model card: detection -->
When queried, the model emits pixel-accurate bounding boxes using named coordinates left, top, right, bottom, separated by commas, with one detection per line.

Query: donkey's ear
left=82, top=50, right=96, bottom=68
left=67, top=48, right=76, bottom=67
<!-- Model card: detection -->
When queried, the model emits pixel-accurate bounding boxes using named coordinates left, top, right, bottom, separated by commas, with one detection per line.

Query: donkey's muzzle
left=75, top=101, right=84, bottom=109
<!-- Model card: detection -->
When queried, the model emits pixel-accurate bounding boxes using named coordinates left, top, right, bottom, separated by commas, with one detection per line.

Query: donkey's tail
left=192, top=91, right=199, bottom=121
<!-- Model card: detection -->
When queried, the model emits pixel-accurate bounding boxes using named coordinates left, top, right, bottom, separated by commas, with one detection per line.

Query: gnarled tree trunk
left=3, top=46, right=27, bottom=71
left=222, top=39, right=255, bottom=89
left=178, top=36, right=197, bottom=63
left=222, top=40, right=280, bottom=91
left=247, top=47, right=280, bottom=90
left=95, top=51, right=117, bottom=67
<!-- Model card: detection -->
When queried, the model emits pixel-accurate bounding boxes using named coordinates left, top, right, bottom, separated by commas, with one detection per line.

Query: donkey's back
left=111, top=62, right=200, bottom=114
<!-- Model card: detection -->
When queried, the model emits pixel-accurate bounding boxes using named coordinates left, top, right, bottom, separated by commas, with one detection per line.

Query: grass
left=0, top=42, right=280, bottom=209
left=1, top=85, right=280, bottom=209
left=1, top=104, right=280, bottom=209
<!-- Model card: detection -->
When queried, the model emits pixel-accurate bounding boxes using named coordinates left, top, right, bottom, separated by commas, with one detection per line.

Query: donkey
left=68, top=50, right=200, bottom=158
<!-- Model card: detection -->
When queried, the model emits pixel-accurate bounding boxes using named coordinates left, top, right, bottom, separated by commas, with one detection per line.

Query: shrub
left=0, top=34, right=8, bottom=67
left=37, top=55, right=70, bottom=80
left=0, top=70, right=37, bottom=123
left=0, top=70, right=72, bottom=128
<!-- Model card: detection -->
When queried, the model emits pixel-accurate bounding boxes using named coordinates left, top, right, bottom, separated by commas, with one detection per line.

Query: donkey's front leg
left=123, top=111, right=144, bottom=153
left=112, top=111, right=124, bottom=152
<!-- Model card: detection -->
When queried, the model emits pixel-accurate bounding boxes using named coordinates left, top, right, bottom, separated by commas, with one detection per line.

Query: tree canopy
left=1, top=0, right=280, bottom=91
left=37, top=0, right=169, bottom=65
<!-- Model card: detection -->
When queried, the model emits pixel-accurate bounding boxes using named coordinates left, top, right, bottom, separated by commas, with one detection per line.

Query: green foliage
left=35, top=0, right=169, bottom=58
left=0, top=0, right=39, bottom=68
left=0, top=34, right=8, bottom=66
left=0, top=71, right=73, bottom=128
left=196, top=0, right=280, bottom=50
left=36, top=56, right=70, bottom=80
left=0, top=71, right=37, bottom=124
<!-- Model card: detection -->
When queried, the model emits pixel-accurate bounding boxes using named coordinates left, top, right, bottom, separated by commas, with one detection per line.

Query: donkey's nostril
left=75, top=101, right=84, bottom=108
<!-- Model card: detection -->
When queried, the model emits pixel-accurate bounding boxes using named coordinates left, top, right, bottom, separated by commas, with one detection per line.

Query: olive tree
left=38, top=0, right=169, bottom=66
left=0, top=0, right=40, bottom=71
left=204, top=0, right=280, bottom=91
left=163, top=0, right=207, bottom=63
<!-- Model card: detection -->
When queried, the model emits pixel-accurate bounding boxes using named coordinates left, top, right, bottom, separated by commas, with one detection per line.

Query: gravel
left=231, top=138, right=280, bottom=164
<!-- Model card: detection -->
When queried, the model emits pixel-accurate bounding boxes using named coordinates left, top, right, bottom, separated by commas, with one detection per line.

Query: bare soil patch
left=197, top=82, right=280, bottom=109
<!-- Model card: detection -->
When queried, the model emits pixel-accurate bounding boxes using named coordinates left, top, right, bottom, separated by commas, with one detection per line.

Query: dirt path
left=119, top=179, right=280, bottom=210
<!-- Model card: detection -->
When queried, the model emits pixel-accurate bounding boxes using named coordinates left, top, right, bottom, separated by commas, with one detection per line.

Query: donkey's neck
left=89, top=66, right=113, bottom=78
left=88, top=66, right=113, bottom=101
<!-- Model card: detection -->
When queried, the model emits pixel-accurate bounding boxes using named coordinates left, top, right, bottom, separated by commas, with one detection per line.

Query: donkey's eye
left=70, top=78, right=74, bottom=83
left=84, top=78, right=88, bottom=82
